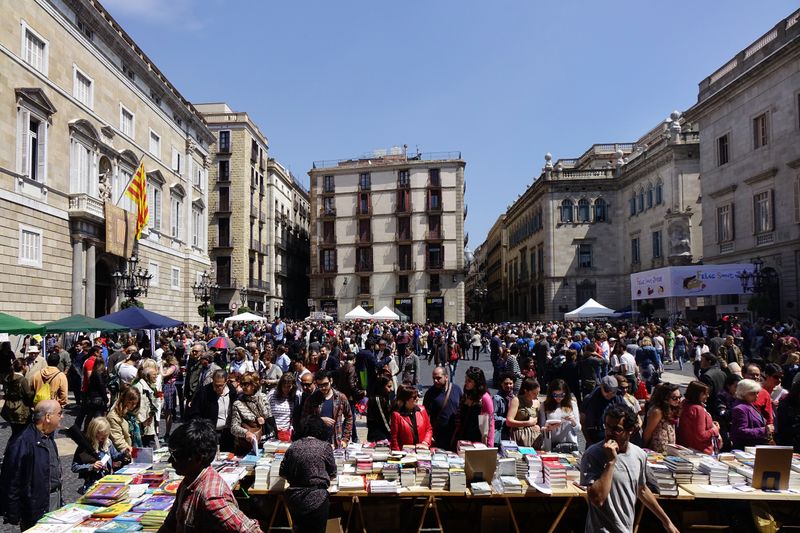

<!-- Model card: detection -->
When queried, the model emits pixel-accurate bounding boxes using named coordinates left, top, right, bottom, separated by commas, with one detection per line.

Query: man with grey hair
left=0, top=399, right=63, bottom=529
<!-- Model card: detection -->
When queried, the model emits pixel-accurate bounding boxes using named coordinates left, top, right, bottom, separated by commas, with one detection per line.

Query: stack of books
left=337, top=475, right=365, bottom=492
left=81, top=484, right=130, bottom=507
left=400, top=468, right=416, bottom=487
left=368, top=480, right=400, bottom=494
left=501, top=476, right=524, bottom=494
left=525, top=455, right=544, bottom=487
left=140, top=510, right=170, bottom=531
left=356, top=455, right=373, bottom=475
left=470, top=481, right=492, bottom=496
left=98, top=520, right=144, bottom=532
left=373, top=440, right=391, bottom=461
left=698, top=458, right=730, bottom=485
left=253, top=457, right=271, bottom=491
left=664, top=456, right=694, bottom=485
left=136, top=470, right=167, bottom=489
left=269, top=455, right=286, bottom=491
left=430, top=459, right=450, bottom=490
left=646, top=463, right=678, bottom=496
left=497, top=457, right=516, bottom=477
left=39, top=504, right=97, bottom=527
left=131, top=495, right=174, bottom=514
left=416, top=460, right=431, bottom=487
left=449, top=468, right=466, bottom=493
left=382, top=462, right=400, bottom=481
left=543, top=459, right=567, bottom=489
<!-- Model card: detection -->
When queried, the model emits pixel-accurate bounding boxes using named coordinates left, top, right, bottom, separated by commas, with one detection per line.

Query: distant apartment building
left=685, top=9, right=800, bottom=320
left=308, top=149, right=466, bottom=323
left=197, top=103, right=310, bottom=319
left=0, top=0, right=214, bottom=321
left=483, top=214, right=507, bottom=322
left=488, top=115, right=701, bottom=321
left=267, top=158, right=310, bottom=319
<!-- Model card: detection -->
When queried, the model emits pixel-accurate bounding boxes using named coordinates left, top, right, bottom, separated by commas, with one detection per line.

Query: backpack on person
left=33, top=371, right=60, bottom=405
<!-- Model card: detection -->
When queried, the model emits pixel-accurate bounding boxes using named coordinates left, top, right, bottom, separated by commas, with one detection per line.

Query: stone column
left=72, top=240, right=84, bottom=315
left=85, top=243, right=96, bottom=317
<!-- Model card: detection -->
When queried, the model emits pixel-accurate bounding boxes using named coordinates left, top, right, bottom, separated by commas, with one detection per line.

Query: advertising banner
left=630, top=264, right=755, bottom=300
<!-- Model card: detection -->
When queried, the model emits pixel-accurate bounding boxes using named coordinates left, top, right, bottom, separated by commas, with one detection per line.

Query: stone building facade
left=684, top=9, right=800, bottom=320
left=197, top=103, right=310, bottom=320
left=0, top=0, right=213, bottom=321
left=308, top=150, right=466, bottom=323
left=493, top=116, right=701, bottom=321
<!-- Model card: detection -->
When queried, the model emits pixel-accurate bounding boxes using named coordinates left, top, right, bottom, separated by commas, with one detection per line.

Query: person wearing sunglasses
left=161, top=419, right=261, bottom=533
left=581, top=404, right=679, bottom=533
left=642, top=383, right=681, bottom=453
left=540, top=379, right=580, bottom=453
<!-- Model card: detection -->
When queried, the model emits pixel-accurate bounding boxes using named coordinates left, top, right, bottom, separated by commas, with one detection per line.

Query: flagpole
left=116, top=157, right=146, bottom=207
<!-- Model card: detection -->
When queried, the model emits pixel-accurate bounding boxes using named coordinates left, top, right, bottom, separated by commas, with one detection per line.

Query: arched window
left=577, top=198, right=590, bottom=222
left=637, top=189, right=644, bottom=213
left=560, top=199, right=574, bottom=223
left=647, top=186, right=654, bottom=209
left=594, top=198, right=607, bottom=222
left=655, top=180, right=663, bottom=205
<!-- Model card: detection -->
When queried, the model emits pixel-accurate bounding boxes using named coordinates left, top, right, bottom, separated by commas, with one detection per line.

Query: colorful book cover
left=93, top=503, right=133, bottom=518
left=97, top=521, right=144, bottom=532
left=155, top=479, right=181, bottom=495
left=131, top=495, right=175, bottom=513
left=86, top=484, right=129, bottom=499
left=113, top=512, right=145, bottom=523
left=99, top=475, right=134, bottom=485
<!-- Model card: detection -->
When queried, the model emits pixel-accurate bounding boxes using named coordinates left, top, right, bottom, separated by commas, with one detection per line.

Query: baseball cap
left=600, top=375, right=619, bottom=392
left=26, top=345, right=40, bottom=353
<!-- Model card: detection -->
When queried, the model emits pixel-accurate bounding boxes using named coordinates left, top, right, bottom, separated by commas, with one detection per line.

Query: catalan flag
left=125, top=161, right=149, bottom=240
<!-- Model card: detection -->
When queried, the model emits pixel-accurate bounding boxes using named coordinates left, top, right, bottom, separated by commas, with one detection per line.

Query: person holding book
left=107, top=385, right=142, bottom=456
left=390, top=383, right=433, bottom=450
left=505, top=377, right=542, bottom=448
left=230, top=371, right=274, bottom=455
left=540, top=378, right=581, bottom=452
left=71, top=416, right=127, bottom=494
left=159, top=418, right=261, bottom=533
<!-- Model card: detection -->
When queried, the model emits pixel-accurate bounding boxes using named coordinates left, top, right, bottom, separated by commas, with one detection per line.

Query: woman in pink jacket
left=453, top=367, right=494, bottom=447
left=678, top=381, right=720, bottom=454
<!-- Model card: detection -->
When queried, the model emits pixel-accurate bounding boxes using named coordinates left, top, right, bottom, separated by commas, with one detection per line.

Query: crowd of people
left=0, top=315, right=798, bottom=531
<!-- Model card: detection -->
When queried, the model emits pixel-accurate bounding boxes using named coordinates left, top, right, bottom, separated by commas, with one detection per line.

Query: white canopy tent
left=343, top=305, right=372, bottom=320
left=564, top=298, right=616, bottom=320
left=372, top=306, right=400, bottom=321
left=223, top=311, right=268, bottom=323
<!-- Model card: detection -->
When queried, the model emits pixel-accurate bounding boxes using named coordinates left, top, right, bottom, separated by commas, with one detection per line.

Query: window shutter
left=769, top=189, right=775, bottom=231
left=794, top=178, right=800, bottom=224
left=17, top=108, right=30, bottom=176
left=70, top=140, right=78, bottom=192
left=753, top=195, right=758, bottom=234
left=730, top=203, right=735, bottom=240
left=38, top=122, right=47, bottom=183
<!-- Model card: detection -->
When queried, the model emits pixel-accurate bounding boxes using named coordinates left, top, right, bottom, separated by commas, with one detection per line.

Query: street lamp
left=239, top=285, right=248, bottom=307
left=737, top=257, right=779, bottom=319
left=111, top=255, right=153, bottom=307
left=192, top=270, right=219, bottom=326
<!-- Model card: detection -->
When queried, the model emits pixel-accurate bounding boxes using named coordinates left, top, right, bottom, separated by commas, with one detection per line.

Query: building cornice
left=744, top=167, right=778, bottom=186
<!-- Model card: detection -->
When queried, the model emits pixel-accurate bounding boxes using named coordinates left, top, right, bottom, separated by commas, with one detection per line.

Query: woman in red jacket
left=677, top=381, right=720, bottom=454
left=390, top=383, right=433, bottom=450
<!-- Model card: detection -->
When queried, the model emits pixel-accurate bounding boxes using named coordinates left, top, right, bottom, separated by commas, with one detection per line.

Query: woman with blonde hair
left=107, top=385, right=141, bottom=454
left=71, top=416, right=127, bottom=493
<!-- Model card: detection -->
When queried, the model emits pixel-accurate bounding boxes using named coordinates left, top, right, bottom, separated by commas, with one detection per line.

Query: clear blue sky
left=104, top=0, right=797, bottom=246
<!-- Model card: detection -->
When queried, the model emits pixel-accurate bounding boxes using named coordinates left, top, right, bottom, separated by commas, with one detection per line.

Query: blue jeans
left=448, top=359, right=458, bottom=381
left=348, top=399, right=359, bottom=443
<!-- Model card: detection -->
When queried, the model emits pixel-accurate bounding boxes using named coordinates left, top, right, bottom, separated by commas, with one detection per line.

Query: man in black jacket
left=0, top=400, right=63, bottom=529
left=187, top=370, right=236, bottom=452
left=699, top=352, right=726, bottom=420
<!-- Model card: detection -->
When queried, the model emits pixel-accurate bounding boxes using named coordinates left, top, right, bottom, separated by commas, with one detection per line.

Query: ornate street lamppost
left=192, top=270, right=219, bottom=326
left=111, top=255, right=153, bottom=308
left=737, top=257, right=779, bottom=319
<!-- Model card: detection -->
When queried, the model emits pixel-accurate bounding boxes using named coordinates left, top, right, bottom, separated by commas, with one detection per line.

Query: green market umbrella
left=0, top=311, right=44, bottom=334
left=42, top=314, right=128, bottom=333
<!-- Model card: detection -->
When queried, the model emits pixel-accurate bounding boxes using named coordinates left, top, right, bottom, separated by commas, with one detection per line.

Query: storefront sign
left=426, top=297, right=444, bottom=305
left=395, top=298, right=412, bottom=305
left=630, top=264, right=755, bottom=300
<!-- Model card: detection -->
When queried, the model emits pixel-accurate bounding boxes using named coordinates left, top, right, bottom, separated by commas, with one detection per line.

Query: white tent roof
left=372, top=306, right=400, bottom=321
left=564, top=298, right=616, bottom=320
left=343, top=305, right=372, bottom=320
left=223, top=311, right=267, bottom=323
